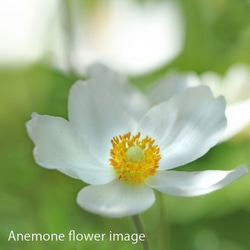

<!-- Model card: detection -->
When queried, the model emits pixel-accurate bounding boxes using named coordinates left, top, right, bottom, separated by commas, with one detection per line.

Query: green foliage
left=1, top=1, right=250, bottom=249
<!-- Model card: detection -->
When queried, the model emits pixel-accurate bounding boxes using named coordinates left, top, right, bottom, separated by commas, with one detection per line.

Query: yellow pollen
left=109, top=132, right=161, bottom=184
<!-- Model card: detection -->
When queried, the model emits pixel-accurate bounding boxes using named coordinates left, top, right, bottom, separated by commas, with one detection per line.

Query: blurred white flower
left=0, top=0, right=57, bottom=67
left=201, top=64, right=250, bottom=141
left=0, top=0, right=184, bottom=75
left=52, top=0, right=184, bottom=75
left=26, top=65, right=248, bottom=218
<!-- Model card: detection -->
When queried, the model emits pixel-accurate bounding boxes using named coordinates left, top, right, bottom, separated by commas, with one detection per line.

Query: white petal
left=68, top=79, right=138, bottom=162
left=145, top=165, right=248, bottom=197
left=221, top=99, right=250, bottom=142
left=77, top=180, right=155, bottom=217
left=26, top=113, right=116, bottom=185
left=147, top=71, right=200, bottom=105
left=137, top=86, right=227, bottom=170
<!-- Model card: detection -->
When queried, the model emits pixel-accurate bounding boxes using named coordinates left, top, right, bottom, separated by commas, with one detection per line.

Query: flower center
left=109, top=132, right=161, bottom=184
left=126, top=146, right=145, bottom=163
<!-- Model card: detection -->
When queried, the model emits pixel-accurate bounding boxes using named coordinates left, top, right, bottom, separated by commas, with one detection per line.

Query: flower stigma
left=109, top=132, right=161, bottom=184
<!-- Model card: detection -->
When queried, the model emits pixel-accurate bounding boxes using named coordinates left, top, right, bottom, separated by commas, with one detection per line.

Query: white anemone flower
left=26, top=67, right=248, bottom=218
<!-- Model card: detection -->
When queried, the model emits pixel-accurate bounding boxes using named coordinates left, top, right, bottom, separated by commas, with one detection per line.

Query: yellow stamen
left=109, top=132, right=161, bottom=184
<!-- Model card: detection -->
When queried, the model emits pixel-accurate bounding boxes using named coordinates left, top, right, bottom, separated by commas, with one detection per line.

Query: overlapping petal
left=147, top=71, right=199, bottom=104
left=77, top=180, right=155, bottom=217
left=137, top=86, right=227, bottom=170
left=145, top=165, right=248, bottom=196
left=87, top=64, right=150, bottom=119
left=26, top=113, right=116, bottom=185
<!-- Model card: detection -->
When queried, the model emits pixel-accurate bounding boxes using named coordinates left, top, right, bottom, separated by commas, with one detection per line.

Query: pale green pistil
left=126, top=146, right=145, bottom=163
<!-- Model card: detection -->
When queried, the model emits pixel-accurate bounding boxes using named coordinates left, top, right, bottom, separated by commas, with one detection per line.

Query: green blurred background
left=0, top=0, right=250, bottom=249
